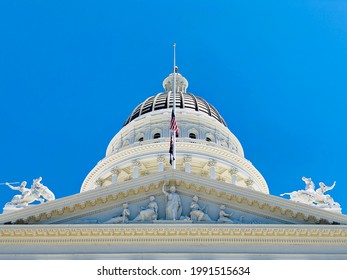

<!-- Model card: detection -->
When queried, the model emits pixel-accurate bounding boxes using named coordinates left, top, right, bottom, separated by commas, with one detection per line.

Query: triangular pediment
left=1, top=170, right=346, bottom=225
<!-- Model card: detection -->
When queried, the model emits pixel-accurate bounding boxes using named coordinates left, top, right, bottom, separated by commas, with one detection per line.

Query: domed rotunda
left=81, top=71, right=269, bottom=194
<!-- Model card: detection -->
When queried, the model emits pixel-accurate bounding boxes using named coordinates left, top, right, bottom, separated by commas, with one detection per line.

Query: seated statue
left=104, top=203, right=130, bottom=223
left=133, top=196, right=158, bottom=222
left=189, top=195, right=211, bottom=222
left=217, top=204, right=233, bottom=223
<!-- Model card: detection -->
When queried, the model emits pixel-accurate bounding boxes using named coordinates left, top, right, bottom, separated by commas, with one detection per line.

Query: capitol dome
left=124, top=73, right=227, bottom=127
left=81, top=71, right=268, bottom=194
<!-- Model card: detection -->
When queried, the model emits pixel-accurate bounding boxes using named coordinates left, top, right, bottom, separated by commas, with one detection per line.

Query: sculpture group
left=281, top=176, right=341, bottom=213
left=2, top=177, right=55, bottom=209
left=104, top=184, right=234, bottom=224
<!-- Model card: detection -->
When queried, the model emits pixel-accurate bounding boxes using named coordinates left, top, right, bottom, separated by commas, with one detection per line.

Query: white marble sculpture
left=162, top=185, right=182, bottom=220
left=4, top=177, right=55, bottom=209
left=280, top=176, right=341, bottom=213
left=189, top=195, right=211, bottom=221
left=4, top=181, right=31, bottom=207
left=104, top=203, right=130, bottom=223
left=133, top=196, right=158, bottom=221
left=217, top=204, right=233, bottom=223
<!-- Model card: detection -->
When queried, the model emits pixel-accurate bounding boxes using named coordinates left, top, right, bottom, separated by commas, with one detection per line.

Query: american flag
left=169, top=109, right=179, bottom=165
left=169, top=135, right=174, bottom=165
left=170, top=110, right=179, bottom=136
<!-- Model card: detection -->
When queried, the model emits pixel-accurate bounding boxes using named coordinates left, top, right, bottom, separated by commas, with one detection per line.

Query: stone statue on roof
left=280, top=176, right=341, bottom=213
left=3, top=177, right=55, bottom=210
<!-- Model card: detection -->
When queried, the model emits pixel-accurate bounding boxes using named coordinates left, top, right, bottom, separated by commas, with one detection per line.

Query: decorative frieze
left=1, top=225, right=347, bottom=245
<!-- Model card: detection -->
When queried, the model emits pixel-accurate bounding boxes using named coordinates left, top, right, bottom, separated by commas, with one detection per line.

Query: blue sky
left=0, top=1, right=346, bottom=215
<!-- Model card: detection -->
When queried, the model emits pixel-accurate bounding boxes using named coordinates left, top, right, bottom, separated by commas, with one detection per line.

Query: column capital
left=183, top=155, right=192, bottom=162
left=228, top=167, right=238, bottom=175
left=157, top=155, right=166, bottom=163
left=95, top=178, right=104, bottom=187
left=111, top=168, right=121, bottom=176
left=245, top=178, right=254, bottom=187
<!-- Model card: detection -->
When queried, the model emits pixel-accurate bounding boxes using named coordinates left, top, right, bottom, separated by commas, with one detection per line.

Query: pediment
left=1, top=170, right=346, bottom=225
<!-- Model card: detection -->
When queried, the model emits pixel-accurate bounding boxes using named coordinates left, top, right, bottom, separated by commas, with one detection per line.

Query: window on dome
left=206, top=137, right=211, bottom=142
left=138, top=137, right=144, bottom=142
left=189, top=133, right=196, bottom=139
left=153, top=133, right=161, bottom=139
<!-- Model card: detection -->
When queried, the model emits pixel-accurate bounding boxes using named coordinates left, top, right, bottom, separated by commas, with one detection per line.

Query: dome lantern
left=162, top=71, right=188, bottom=93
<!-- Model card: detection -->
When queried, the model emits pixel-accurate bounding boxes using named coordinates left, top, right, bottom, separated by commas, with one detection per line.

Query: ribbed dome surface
left=124, top=92, right=227, bottom=127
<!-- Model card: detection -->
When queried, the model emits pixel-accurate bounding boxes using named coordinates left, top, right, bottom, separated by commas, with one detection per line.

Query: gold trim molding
left=1, top=225, right=347, bottom=245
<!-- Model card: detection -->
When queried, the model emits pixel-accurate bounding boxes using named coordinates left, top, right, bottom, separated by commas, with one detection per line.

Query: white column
left=133, top=160, right=141, bottom=179
left=157, top=155, right=165, bottom=172
left=183, top=155, right=192, bottom=173
left=229, top=168, right=238, bottom=185
left=208, top=160, right=216, bottom=180
left=111, top=168, right=120, bottom=184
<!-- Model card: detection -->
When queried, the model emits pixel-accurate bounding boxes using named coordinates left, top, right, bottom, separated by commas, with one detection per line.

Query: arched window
left=189, top=133, right=196, bottom=139
left=205, top=133, right=215, bottom=143
left=123, top=140, right=130, bottom=147
left=153, top=133, right=161, bottom=139
left=138, top=137, right=144, bottom=142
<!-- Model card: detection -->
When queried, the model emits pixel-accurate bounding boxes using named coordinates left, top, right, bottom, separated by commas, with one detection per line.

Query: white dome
left=81, top=72, right=268, bottom=194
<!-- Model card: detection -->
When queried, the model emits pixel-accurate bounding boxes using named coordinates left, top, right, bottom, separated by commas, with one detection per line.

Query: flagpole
left=172, top=43, right=177, bottom=170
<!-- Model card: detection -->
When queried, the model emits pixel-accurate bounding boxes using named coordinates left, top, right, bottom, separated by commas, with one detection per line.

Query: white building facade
left=0, top=71, right=346, bottom=259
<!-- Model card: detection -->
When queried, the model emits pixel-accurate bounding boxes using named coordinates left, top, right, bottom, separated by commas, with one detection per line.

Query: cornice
left=0, top=224, right=347, bottom=246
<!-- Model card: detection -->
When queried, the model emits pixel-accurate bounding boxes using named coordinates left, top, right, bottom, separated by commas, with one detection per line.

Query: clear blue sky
left=0, top=1, right=346, bottom=214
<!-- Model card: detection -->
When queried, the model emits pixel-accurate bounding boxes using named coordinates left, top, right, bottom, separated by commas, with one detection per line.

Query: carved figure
left=104, top=203, right=130, bottom=223
left=189, top=195, right=211, bottom=221
left=4, top=177, right=55, bottom=207
left=315, top=181, right=337, bottom=205
left=302, top=176, right=315, bottom=192
left=4, top=181, right=31, bottom=207
left=31, top=177, right=55, bottom=202
left=217, top=204, right=233, bottom=223
left=280, top=177, right=341, bottom=212
left=162, top=185, right=182, bottom=220
left=133, top=196, right=158, bottom=221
